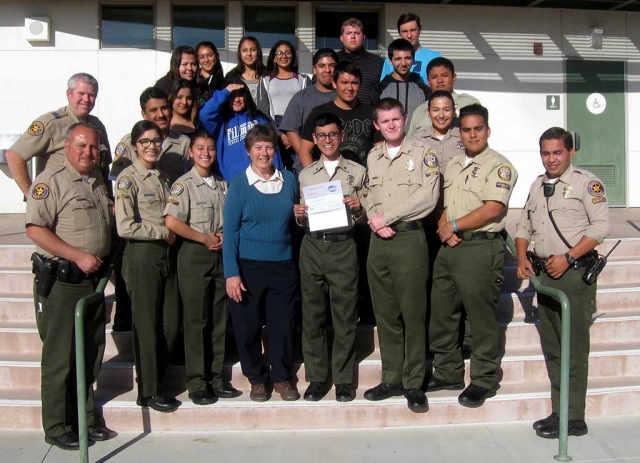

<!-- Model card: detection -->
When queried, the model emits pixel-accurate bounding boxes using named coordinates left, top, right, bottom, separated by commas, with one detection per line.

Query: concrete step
left=1, top=375, right=639, bottom=431
left=1, top=341, right=638, bottom=392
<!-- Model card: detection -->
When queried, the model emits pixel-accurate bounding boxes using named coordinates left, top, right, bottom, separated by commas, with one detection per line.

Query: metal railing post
left=501, top=231, right=571, bottom=462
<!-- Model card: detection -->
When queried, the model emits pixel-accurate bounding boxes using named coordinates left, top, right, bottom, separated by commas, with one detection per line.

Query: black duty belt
left=306, top=230, right=354, bottom=242
left=530, top=252, right=595, bottom=272
left=456, top=231, right=498, bottom=241
left=128, top=239, right=168, bottom=245
left=391, top=221, right=423, bottom=232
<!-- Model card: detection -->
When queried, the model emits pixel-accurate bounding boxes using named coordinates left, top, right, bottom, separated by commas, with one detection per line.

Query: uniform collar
left=312, top=156, right=348, bottom=174
left=542, top=163, right=574, bottom=184
left=64, top=158, right=98, bottom=184
left=464, top=145, right=491, bottom=166
left=419, top=126, right=458, bottom=141
left=190, top=166, right=220, bottom=190
left=246, top=165, right=283, bottom=185
left=132, top=156, right=158, bottom=179
left=378, top=137, right=416, bottom=160
left=64, top=105, right=86, bottom=123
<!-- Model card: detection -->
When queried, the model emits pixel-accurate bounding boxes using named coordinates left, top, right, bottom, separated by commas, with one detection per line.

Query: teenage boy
left=294, top=113, right=366, bottom=403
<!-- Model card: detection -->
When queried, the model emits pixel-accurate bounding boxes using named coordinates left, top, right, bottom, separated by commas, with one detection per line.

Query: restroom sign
left=546, top=95, right=560, bottom=110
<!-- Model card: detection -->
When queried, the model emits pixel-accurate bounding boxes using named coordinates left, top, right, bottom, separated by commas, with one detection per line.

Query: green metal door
left=566, top=60, right=626, bottom=206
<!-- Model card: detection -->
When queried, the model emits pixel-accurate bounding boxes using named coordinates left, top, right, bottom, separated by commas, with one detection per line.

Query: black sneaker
left=536, top=418, right=588, bottom=439
left=363, top=383, right=403, bottom=401
left=533, top=413, right=558, bottom=431
left=335, top=384, right=355, bottom=402
left=458, top=384, right=496, bottom=408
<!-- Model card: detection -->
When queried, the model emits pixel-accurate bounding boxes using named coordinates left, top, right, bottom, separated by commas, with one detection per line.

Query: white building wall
left=0, top=1, right=638, bottom=212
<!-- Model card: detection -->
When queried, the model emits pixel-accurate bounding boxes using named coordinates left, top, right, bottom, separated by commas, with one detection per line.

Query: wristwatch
left=565, top=252, right=576, bottom=267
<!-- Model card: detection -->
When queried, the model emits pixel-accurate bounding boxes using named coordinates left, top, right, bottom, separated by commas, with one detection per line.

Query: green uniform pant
left=430, top=238, right=503, bottom=390
left=538, top=268, right=595, bottom=420
left=300, top=235, right=358, bottom=385
left=178, top=241, right=227, bottom=393
left=367, top=229, right=428, bottom=389
left=36, top=279, right=105, bottom=439
left=122, top=241, right=180, bottom=398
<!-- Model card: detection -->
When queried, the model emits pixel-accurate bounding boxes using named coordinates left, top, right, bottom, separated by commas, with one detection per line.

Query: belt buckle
left=322, top=232, right=330, bottom=243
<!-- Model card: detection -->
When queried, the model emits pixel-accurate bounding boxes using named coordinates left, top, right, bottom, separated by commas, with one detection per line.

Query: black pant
left=228, top=259, right=297, bottom=385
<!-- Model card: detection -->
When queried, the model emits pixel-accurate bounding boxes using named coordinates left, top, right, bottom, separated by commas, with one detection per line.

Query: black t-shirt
left=301, top=101, right=375, bottom=166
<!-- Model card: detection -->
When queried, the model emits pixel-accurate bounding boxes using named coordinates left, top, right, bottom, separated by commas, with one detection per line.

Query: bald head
left=65, top=123, right=100, bottom=175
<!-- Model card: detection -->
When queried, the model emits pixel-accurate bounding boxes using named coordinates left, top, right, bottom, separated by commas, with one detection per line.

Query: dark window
left=173, top=5, right=226, bottom=48
left=101, top=6, right=154, bottom=49
left=244, top=6, right=296, bottom=50
left=315, top=11, right=379, bottom=51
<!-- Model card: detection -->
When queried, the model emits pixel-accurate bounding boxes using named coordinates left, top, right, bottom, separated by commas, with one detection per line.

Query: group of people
left=6, top=11, right=611, bottom=452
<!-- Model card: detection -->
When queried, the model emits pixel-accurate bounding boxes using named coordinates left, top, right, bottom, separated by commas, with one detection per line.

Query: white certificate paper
left=302, top=180, right=349, bottom=232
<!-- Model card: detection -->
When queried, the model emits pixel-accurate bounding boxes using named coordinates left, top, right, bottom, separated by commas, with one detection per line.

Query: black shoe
left=87, top=426, right=111, bottom=441
left=426, top=376, right=465, bottom=392
left=458, top=384, right=496, bottom=408
left=45, top=432, right=86, bottom=451
left=304, top=382, right=325, bottom=402
left=462, top=344, right=473, bottom=360
left=212, top=383, right=242, bottom=399
left=137, top=393, right=181, bottom=413
left=404, top=388, right=428, bottom=413
left=536, top=419, right=589, bottom=439
left=363, top=383, right=403, bottom=401
left=335, top=384, right=354, bottom=402
left=533, top=413, right=558, bottom=431
left=189, top=390, right=218, bottom=405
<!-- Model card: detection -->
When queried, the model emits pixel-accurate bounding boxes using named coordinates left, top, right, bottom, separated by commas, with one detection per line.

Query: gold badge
left=497, top=164, right=512, bottom=181
left=406, top=159, right=415, bottom=172
left=31, top=183, right=49, bottom=200
left=471, top=166, right=480, bottom=178
left=346, top=175, right=354, bottom=186
left=562, top=185, right=572, bottom=198
left=588, top=180, right=605, bottom=197
left=28, top=121, right=44, bottom=136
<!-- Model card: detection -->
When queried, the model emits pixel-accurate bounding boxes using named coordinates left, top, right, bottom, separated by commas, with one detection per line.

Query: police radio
left=583, top=240, right=621, bottom=285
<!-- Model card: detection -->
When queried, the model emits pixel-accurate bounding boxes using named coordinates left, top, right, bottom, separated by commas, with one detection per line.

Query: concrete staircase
left=0, top=239, right=639, bottom=432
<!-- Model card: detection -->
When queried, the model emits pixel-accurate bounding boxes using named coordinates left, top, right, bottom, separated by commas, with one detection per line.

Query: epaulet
left=301, top=161, right=319, bottom=175
left=50, top=111, right=62, bottom=119
left=345, top=158, right=366, bottom=172
left=572, top=166, right=596, bottom=178
left=38, top=163, right=66, bottom=182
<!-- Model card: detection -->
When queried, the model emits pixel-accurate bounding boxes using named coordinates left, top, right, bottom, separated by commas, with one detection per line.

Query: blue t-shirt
left=380, top=47, right=442, bottom=84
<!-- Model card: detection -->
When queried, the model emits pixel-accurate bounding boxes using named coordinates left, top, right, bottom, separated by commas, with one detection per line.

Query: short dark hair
left=313, top=48, right=339, bottom=66
left=139, top=87, right=168, bottom=111
left=427, top=57, right=455, bottom=75
left=397, top=13, right=421, bottom=31
left=313, top=113, right=343, bottom=132
left=341, top=18, right=364, bottom=35
left=539, top=127, right=574, bottom=151
left=459, top=103, right=489, bottom=127
left=388, top=38, right=415, bottom=61
left=189, top=130, right=216, bottom=148
left=244, top=124, right=278, bottom=151
left=373, top=97, right=407, bottom=121
left=131, top=120, right=162, bottom=146
left=428, top=90, right=455, bottom=109
left=333, top=61, right=362, bottom=83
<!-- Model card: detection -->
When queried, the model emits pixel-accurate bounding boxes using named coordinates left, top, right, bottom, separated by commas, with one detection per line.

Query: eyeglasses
left=137, top=138, right=162, bottom=148
left=275, top=51, right=292, bottom=57
left=314, top=132, right=340, bottom=141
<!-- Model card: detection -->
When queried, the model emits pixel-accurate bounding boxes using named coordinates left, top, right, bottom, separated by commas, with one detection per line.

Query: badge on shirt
left=497, top=164, right=512, bottom=181
left=31, top=183, right=49, bottom=200
left=406, top=159, right=415, bottom=172
left=456, top=141, right=464, bottom=150
left=471, top=166, right=480, bottom=178
left=562, top=185, right=572, bottom=198
left=587, top=180, right=605, bottom=197
left=117, top=175, right=133, bottom=191
left=115, top=142, right=126, bottom=157
left=170, top=182, right=185, bottom=197
left=28, top=121, right=44, bottom=136
left=346, top=175, right=354, bottom=186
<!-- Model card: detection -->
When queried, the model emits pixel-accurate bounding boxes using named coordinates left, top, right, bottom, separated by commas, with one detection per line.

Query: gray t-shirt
left=279, top=85, right=336, bottom=135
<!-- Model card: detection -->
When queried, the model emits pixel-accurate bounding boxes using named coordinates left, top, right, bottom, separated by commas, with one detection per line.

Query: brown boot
left=250, top=383, right=270, bottom=402
left=274, top=381, right=300, bottom=401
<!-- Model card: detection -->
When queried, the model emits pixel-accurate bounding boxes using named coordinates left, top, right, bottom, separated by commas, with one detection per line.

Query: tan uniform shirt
left=443, top=146, right=518, bottom=232
left=515, top=165, right=610, bottom=259
left=25, top=158, right=112, bottom=259
left=10, top=106, right=112, bottom=182
left=163, top=166, right=227, bottom=235
left=110, top=131, right=190, bottom=185
left=413, top=126, right=466, bottom=173
left=298, top=156, right=366, bottom=231
left=407, top=91, right=481, bottom=135
left=363, top=135, right=440, bottom=225
left=115, top=157, right=171, bottom=240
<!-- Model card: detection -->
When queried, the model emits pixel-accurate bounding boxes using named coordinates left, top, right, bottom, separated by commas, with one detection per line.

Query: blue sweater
left=222, top=169, right=297, bottom=278
left=199, top=88, right=284, bottom=182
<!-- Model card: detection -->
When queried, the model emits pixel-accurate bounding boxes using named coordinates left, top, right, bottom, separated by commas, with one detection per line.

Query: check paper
left=302, top=180, right=349, bottom=232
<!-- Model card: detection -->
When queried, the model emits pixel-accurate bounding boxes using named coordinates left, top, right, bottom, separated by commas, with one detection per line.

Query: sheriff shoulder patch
left=28, top=121, right=44, bottom=136
left=115, top=142, right=126, bottom=157
left=117, top=175, right=133, bottom=191
left=31, top=183, right=49, bottom=200
left=423, top=149, right=438, bottom=169
left=170, top=182, right=185, bottom=197
left=588, top=180, right=605, bottom=197
left=497, top=164, right=512, bottom=181
left=592, top=197, right=606, bottom=204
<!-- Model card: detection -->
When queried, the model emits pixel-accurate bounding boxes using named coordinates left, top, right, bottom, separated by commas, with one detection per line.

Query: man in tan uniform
left=515, top=127, right=610, bottom=439
left=407, top=57, right=480, bottom=135
left=25, top=122, right=113, bottom=450
left=428, top=104, right=517, bottom=408
left=362, top=98, right=440, bottom=413
left=109, top=87, right=190, bottom=185
left=293, top=113, right=366, bottom=403
left=7, top=73, right=112, bottom=197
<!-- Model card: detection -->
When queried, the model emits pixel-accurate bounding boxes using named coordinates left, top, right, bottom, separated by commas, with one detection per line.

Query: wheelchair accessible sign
left=586, top=93, right=606, bottom=115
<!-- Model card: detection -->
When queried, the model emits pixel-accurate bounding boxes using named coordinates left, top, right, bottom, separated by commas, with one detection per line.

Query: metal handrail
left=74, top=260, right=115, bottom=463
left=501, top=231, right=572, bottom=462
